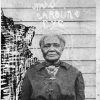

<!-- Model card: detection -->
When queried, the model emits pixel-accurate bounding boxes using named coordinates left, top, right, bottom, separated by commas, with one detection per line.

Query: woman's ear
left=61, top=47, right=64, bottom=52
left=61, top=43, right=65, bottom=52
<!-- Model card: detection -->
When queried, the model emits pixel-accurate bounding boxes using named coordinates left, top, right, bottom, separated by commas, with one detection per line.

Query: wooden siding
left=1, top=0, right=96, bottom=8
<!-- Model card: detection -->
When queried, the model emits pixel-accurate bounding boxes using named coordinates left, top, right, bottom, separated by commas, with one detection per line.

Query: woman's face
left=41, top=36, right=64, bottom=62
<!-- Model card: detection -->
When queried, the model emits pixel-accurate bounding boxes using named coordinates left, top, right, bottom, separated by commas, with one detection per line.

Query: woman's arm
left=75, top=71, right=85, bottom=100
left=21, top=72, right=32, bottom=100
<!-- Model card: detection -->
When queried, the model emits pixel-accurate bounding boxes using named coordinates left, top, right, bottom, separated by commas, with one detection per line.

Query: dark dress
left=21, top=61, right=85, bottom=100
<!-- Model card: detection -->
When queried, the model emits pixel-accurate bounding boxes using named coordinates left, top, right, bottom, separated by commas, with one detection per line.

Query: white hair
left=39, top=33, right=66, bottom=49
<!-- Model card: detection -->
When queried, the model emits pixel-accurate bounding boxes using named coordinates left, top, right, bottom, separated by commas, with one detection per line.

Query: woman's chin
left=46, top=57, right=59, bottom=62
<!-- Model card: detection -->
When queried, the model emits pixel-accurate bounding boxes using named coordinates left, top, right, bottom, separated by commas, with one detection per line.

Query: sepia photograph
left=1, top=0, right=96, bottom=100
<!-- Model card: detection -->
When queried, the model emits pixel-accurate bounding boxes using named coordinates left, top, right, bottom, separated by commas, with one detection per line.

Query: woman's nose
left=49, top=45, right=55, bottom=51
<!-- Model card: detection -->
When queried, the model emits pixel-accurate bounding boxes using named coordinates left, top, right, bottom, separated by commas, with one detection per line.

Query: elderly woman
left=21, top=33, right=85, bottom=100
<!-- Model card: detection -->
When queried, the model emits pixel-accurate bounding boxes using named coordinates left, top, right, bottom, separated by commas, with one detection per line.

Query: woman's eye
left=54, top=44, right=60, bottom=47
left=43, top=45, right=50, bottom=48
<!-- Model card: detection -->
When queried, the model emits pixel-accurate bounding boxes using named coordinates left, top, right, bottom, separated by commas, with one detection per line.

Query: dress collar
left=37, top=60, right=71, bottom=71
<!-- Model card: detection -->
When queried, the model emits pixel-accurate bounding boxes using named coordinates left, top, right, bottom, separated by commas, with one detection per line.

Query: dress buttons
left=46, top=88, right=54, bottom=95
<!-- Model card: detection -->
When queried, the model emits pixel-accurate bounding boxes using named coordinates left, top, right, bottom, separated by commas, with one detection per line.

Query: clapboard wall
left=1, top=0, right=96, bottom=100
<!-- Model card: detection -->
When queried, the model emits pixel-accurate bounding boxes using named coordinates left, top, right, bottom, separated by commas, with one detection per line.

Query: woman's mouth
left=47, top=54, right=57, bottom=57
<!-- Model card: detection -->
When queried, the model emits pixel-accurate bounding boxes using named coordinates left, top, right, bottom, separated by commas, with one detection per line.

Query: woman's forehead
left=44, top=36, right=60, bottom=44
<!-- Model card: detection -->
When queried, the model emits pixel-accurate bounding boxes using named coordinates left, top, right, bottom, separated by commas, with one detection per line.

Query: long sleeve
left=21, top=73, right=32, bottom=100
left=75, top=71, right=85, bottom=100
